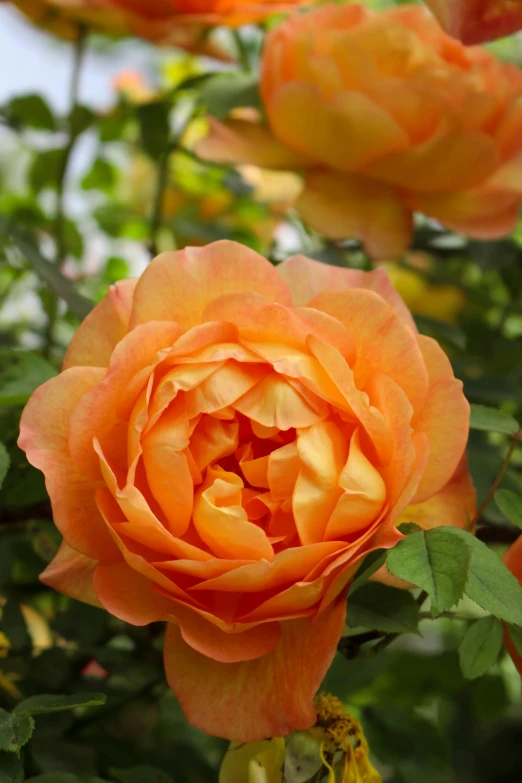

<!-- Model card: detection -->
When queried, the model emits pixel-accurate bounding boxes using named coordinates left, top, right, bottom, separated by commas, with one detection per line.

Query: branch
left=472, top=428, right=522, bottom=527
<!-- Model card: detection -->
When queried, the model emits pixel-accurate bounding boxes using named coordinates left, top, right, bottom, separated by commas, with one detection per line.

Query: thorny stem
left=472, top=428, right=522, bottom=528
left=148, top=141, right=176, bottom=260
left=44, top=25, right=87, bottom=358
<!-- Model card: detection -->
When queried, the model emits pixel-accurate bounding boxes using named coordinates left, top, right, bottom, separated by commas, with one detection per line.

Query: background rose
left=18, top=240, right=473, bottom=741
left=5, top=0, right=308, bottom=40
left=425, top=0, right=522, bottom=44
left=503, top=535, right=522, bottom=677
left=197, top=4, right=522, bottom=259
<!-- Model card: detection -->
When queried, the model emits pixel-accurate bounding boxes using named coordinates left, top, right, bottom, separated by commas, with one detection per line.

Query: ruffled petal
left=269, top=84, right=409, bottom=171
left=163, top=593, right=347, bottom=741
left=297, top=170, right=412, bottom=260
left=40, top=542, right=100, bottom=607
left=18, top=368, right=116, bottom=560
left=410, top=335, right=469, bottom=504
left=130, top=241, right=292, bottom=330
left=278, top=254, right=416, bottom=329
left=195, top=117, right=312, bottom=168
left=62, top=279, right=136, bottom=370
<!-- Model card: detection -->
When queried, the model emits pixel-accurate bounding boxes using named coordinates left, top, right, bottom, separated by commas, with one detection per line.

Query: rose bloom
left=197, top=4, right=522, bottom=259
left=503, top=535, right=522, bottom=677
left=19, top=241, right=474, bottom=740
left=425, top=0, right=522, bottom=44
left=4, top=0, right=307, bottom=47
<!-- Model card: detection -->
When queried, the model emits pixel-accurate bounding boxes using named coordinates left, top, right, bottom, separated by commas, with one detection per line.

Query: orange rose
left=5, top=0, right=307, bottom=45
left=503, top=535, right=522, bottom=677
left=197, top=4, right=522, bottom=259
left=425, top=0, right=522, bottom=44
left=19, top=241, right=474, bottom=740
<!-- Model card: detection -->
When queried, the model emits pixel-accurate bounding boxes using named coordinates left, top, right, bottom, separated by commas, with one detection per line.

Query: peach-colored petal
left=193, top=468, right=275, bottom=561
left=269, top=84, right=409, bottom=171
left=399, top=455, right=475, bottom=529
left=309, top=289, right=428, bottom=413
left=293, top=422, right=348, bottom=545
left=40, top=541, right=101, bottom=607
left=503, top=536, right=522, bottom=676
left=163, top=593, right=347, bottom=741
left=171, top=603, right=281, bottom=663
left=307, top=334, right=392, bottom=464
left=18, top=367, right=116, bottom=560
left=410, top=335, right=469, bottom=504
left=93, top=560, right=177, bottom=626
left=325, top=429, right=387, bottom=540
left=297, top=170, right=412, bottom=260
left=62, top=279, right=136, bottom=371
left=234, top=372, right=328, bottom=430
left=130, top=241, right=292, bottom=330
left=278, top=254, right=416, bottom=329
left=195, top=117, right=311, bottom=169
left=68, top=321, right=182, bottom=479
left=366, top=128, right=498, bottom=192
left=142, top=407, right=194, bottom=538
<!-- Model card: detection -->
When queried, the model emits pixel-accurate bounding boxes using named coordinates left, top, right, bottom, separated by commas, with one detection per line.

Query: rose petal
left=278, top=254, right=416, bottom=329
left=40, top=541, right=101, bottom=607
left=410, top=335, right=469, bottom=503
left=163, top=593, right=347, bottom=741
left=18, top=367, right=116, bottom=560
left=195, top=117, right=311, bottom=168
left=62, top=279, right=136, bottom=370
left=297, top=170, right=412, bottom=260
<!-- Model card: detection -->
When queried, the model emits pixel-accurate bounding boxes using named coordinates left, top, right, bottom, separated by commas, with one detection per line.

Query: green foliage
left=13, top=694, right=107, bottom=717
left=0, top=350, right=56, bottom=407
left=199, top=73, right=261, bottom=119
left=387, top=527, right=470, bottom=615
left=494, top=488, right=522, bottom=529
left=469, top=404, right=520, bottom=435
left=459, top=616, right=504, bottom=680
left=0, top=443, right=10, bottom=489
left=346, top=583, right=421, bottom=634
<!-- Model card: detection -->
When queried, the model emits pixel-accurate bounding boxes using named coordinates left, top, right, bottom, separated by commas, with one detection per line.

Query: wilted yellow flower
left=380, top=260, right=465, bottom=324
left=220, top=738, right=286, bottom=783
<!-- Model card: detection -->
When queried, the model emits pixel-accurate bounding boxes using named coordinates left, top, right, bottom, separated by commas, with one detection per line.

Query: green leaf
left=0, top=710, right=34, bottom=753
left=7, top=93, right=56, bottom=131
left=0, top=350, right=56, bottom=407
left=81, top=158, right=116, bottom=192
left=346, top=583, right=420, bottom=634
left=69, top=105, right=95, bottom=138
left=469, top=404, right=519, bottom=435
left=0, top=443, right=9, bottom=489
left=136, top=101, right=171, bottom=160
left=0, top=600, right=31, bottom=653
left=29, top=149, right=64, bottom=193
left=349, top=550, right=387, bottom=595
left=0, top=751, right=24, bottom=783
left=14, top=693, right=106, bottom=717
left=453, top=529, right=522, bottom=625
left=111, top=767, right=174, bottom=783
left=386, top=527, right=471, bottom=615
left=415, top=315, right=466, bottom=350
left=200, top=73, right=261, bottom=119
left=459, top=616, right=503, bottom=679
left=506, top=623, right=522, bottom=656
left=494, top=488, right=522, bottom=529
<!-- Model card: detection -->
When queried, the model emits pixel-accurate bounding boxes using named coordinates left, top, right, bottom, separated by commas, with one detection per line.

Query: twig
left=232, top=29, right=251, bottom=72
left=148, top=142, right=175, bottom=260
left=472, top=428, right=522, bottom=527
left=45, top=25, right=87, bottom=357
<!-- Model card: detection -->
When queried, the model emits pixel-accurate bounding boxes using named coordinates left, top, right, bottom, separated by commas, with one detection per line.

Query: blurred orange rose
left=5, top=0, right=308, bottom=47
left=425, top=0, right=522, bottom=44
left=503, top=535, right=522, bottom=676
left=197, top=4, right=522, bottom=259
left=19, top=241, right=473, bottom=740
